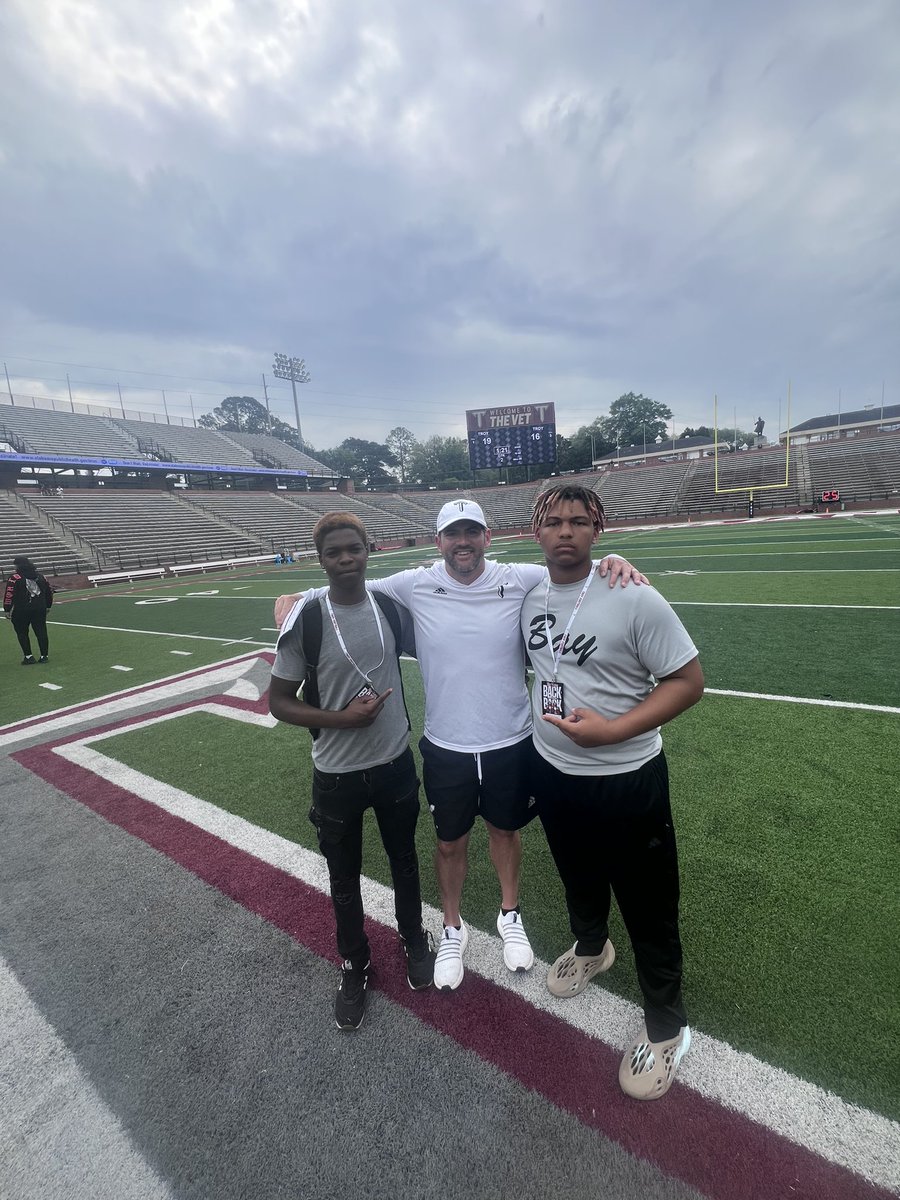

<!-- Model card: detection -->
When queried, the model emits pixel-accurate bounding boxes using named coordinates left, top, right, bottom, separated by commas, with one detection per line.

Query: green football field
left=3, top=511, right=899, bottom=1122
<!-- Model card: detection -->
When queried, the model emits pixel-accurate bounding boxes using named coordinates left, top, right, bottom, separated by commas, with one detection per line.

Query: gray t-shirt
left=522, top=573, right=698, bottom=776
left=272, top=596, right=409, bottom=773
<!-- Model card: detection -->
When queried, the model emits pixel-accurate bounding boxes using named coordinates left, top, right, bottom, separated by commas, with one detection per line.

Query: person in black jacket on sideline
left=3, top=556, right=53, bottom=665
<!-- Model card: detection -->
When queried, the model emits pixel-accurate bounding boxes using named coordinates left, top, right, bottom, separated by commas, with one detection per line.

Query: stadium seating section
left=1, top=402, right=898, bottom=576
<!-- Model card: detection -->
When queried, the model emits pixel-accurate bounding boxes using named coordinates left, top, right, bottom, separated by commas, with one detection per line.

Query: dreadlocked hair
left=531, top=484, right=605, bottom=537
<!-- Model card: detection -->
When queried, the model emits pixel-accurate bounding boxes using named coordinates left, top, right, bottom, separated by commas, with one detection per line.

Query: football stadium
left=1, top=399, right=898, bottom=1200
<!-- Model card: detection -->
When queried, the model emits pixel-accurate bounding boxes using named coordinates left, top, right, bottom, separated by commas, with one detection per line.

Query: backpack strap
left=299, top=598, right=324, bottom=741
left=300, top=592, right=411, bottom=743
left=372, top=594, right=412, bottom=734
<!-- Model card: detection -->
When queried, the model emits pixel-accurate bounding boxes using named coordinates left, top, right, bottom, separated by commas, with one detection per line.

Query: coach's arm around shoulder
left=269, top=675, right=393, bottom=730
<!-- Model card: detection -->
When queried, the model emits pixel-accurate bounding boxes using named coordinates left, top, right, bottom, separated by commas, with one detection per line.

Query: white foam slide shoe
left=619, top=1025, right=691, bottom=1100
left=546, top=941, right=615, bottom=998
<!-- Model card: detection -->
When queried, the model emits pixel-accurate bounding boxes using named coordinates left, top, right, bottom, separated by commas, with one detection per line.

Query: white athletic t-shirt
left=522, top=571, right=698, bottom=775
left=370, top=559, right=547, bottom=753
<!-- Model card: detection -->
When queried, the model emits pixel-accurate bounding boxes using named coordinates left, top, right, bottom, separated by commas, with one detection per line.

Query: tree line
left=199, top=394, right=756, bottom=489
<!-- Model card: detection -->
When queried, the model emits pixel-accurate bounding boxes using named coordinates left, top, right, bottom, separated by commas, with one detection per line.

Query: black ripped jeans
left=310, top=747, right=423, bottom=968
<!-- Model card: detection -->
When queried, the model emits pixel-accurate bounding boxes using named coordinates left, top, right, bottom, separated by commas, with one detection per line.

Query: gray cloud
left=1, top=0, right=897, bottom=445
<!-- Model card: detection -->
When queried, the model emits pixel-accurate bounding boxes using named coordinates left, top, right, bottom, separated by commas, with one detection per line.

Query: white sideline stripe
left=637, top=549, right=900, bottom=559
left=110, top=665, right=133, bottom=672
left=660, top=568, right=900, bottom=574
left=38, top=683, right=62, bottom=691
left=706, top=688, right=900, bottom=715
left=53, top=726, right=900, bottom=1194
left=672, top=601, right=899, bottom=611
left=0, top=956, right=175, bottom=1200
left=170, top=650, right=193, bottom=656
left=0, top=655, right=263, bottom=748
left=48, top=620, right=272, bottom=646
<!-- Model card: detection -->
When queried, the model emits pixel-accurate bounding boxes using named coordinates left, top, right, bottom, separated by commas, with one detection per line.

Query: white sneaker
left=434, top=922, right=469, bottom=991
left=497, top=910, right=534, bottom=972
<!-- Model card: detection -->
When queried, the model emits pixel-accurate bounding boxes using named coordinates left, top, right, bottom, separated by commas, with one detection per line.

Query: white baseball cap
left=436, top=499, right=488, bottom=533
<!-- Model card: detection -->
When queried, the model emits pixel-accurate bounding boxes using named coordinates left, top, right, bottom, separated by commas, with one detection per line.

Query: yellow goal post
left=713, top=385, right=792, bottom=515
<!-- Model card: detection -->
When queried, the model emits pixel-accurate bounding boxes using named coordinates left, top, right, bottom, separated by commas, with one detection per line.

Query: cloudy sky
left=1, top=0, right=898, bottom=449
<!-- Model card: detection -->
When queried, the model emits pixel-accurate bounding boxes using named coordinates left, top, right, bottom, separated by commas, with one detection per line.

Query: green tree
left=385, top=427, right=418, bottom=485
left=408, top=436, right=470, bottom=487
left=317, top=438, right=398, bottom=487
left=199, top=396, right=268, bottom=433
left=599, top=393, right=671, bottom=450
left=199, top=395, right=302, bottom=448
left=555, top=420, right=615, bottom=471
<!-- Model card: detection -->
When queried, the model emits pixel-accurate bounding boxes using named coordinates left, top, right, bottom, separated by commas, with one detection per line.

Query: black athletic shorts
left=418, top=735, right=539, bottom=843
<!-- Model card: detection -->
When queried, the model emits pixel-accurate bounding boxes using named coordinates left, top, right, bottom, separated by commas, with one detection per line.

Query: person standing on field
left=523, top=484, right=703, bottom=1100
left=269, top=513, right=434, bottom=1031
left=3, top=556, right=53, bottom=665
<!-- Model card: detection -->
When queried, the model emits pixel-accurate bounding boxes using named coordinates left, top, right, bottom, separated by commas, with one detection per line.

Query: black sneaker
left=402, top=930, right=435, bottom=990
left=334, top=959, right=370, bottom=1031
left=38, top=656, right=49, bottom=664
left=21, top=655, right=36, bottom=666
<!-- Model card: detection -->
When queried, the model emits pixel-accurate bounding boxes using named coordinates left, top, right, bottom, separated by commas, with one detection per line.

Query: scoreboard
left=466, top=403, right=557, bottom=471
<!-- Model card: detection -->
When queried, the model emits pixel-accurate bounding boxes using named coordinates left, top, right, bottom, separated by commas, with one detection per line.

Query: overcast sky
left=1, top=0, right=898, bottom=448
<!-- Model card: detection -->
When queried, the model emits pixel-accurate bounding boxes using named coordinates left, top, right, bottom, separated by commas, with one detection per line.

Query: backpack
left=298, top=594, right=412, bottom=741
left=23, top=578, right=44, bottom=608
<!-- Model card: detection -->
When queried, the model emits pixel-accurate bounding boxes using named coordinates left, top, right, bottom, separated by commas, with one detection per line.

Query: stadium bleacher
left=807, top=433, right=900, bottom=502
left=0, top=492, right=92, bottom=575
left=0, top=406, right=144, bottom=459
left=27, top=491, right=263, bottom=570
left=3, top=398, right=899, bottom=576
left=223, top=432, right=337, bottom=475
left=111, top=420, right=259, bottom=467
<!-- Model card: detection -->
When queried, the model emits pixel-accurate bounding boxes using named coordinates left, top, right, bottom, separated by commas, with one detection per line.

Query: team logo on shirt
left=527, top=614, right=597, bottom=666
left=433, top=587, right=448, bottom=594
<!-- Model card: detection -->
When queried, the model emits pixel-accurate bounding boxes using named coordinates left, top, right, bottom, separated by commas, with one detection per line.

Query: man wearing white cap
left=276, top=497, right=643, bottom=991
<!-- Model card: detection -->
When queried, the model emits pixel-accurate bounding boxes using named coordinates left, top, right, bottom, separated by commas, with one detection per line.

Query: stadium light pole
left=642, top=421, right=647, bottom=461
left=261, top=372, right=272, bottom=429
left=272, top=353, right=310, bottom=449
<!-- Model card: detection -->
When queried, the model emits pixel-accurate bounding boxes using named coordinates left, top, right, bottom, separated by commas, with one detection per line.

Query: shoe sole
left=406, top=971, right=434, bottom=991
left=435, top=923, right=468, bottom=991
left=334, top=1015, right=365, bottom=1031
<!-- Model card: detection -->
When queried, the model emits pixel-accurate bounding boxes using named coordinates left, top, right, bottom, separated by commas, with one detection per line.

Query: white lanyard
left=324, top=592, right=385, bottom=685
left=544, top=565, right=598, bottom=681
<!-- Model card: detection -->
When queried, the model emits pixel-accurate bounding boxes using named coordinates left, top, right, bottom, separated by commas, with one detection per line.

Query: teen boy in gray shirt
left=524, top=484, right=703, bottom=1100
left=269, top=513, right=434, bottom=1031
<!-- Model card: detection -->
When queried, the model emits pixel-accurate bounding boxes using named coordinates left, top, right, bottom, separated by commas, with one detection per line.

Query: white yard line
left=705, top=688, right=900, bottom=714
left=633, top=549, right=900, bottom=559
left=49, top=620, right=272, bottom=646
left=672, top=601, right=899, bottom=610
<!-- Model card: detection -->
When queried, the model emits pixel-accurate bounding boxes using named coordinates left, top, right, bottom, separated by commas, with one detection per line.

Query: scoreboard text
left=466, top=403, right=557, bottom=471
